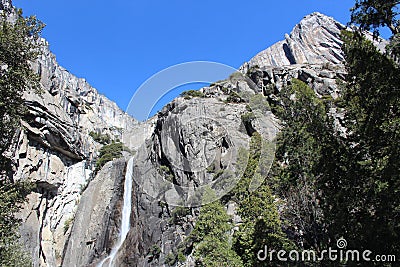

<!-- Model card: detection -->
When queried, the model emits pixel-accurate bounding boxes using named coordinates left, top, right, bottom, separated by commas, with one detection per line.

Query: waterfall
left=98, top=157, right=134, bottom=267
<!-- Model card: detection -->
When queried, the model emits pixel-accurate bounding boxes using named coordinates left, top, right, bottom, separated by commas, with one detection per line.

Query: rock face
left=0, top=0, right=12, bottom=12
left=62, top=158, right=126, bottom=267
left=1, top=2, right=145, bottom=266
left=246, top=12, right=346, bottom=68
left=2, top=2, right=389, bottom=267
left=120, top=96, right=254, bottom=266
left=240, top=12, right=386, bottom=98
left=236, top=13, right=349, bottom=101
left=15, top=49, right=143, bottom=266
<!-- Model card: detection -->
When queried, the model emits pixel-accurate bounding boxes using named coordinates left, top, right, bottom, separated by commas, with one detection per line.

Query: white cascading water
left=98, top=157, right=134, bottom=267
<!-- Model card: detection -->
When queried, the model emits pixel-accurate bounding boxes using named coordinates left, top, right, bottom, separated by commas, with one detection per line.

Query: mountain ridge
left=1, top=1, right=387, bottom=266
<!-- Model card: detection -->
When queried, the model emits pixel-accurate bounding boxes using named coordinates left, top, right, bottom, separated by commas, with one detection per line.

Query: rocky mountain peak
left=302, top=11, right=342, bottom=25
left=3, top=1, right=391, bottom=265
left=243, top=12, right=346, bottom=69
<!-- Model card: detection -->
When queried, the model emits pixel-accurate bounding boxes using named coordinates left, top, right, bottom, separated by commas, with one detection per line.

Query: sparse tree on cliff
left=0, top=7, right=44, bottom=266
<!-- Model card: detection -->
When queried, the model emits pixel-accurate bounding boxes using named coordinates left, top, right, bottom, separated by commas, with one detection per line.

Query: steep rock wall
left=0, top=1, right=145, bottom=266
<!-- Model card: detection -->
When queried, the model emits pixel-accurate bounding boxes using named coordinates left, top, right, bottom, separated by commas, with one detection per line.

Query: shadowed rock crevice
left=283, top=43, right=297, bottom=64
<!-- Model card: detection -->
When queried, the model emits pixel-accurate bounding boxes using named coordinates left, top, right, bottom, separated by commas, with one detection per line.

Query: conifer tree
left=0, top=7, right=43, bottom=266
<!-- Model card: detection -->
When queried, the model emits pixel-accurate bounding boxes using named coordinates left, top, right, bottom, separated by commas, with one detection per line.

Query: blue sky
left=14, top=0, right=356, bottom=120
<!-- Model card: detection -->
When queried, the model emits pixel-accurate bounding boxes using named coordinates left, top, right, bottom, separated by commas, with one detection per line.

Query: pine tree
left=350, top=0, right=400, bottom=58
left=0, top=7, right=44, bottom=266
left=318, top=30, right=400, bottom=256
left=191, top=188, right=243, bottom=267
left=350, top=0, right=399, bottom=36
left=231, top=133, right=294, bottom=266
left=0, top=9, right=44, bottom=172
left=270, top=79, right=330, bottom=252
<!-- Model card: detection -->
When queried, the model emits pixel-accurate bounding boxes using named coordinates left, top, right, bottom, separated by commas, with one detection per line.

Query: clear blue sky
left=14, top=0, right=356, bottom=119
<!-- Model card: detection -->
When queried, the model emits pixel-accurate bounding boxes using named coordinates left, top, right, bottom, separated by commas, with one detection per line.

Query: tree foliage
left=190, top=188, right=243, bottom=267
left=89, top=131, right=111, bottom=145
left=0, top=181, right=33, bottom=267
left=350, top=0, right=400, bottom=58
left=267, top=33, right=400, bottom=260
left=0, top=7, right=44, bottom=266
left=268, top=79, right=331, bottom=253
left=317, top=31, right=400, bottom=256
left=180, top=90, right=205, bottom=99
left=0, top=10, right=44, bottom=172
left=273, top=79, right=328, bottom=190
left=350, top=0, right=399, bottom=36
left=231, top=133, right=293, bottom=266
left=95, top=141, right=128, bottom=172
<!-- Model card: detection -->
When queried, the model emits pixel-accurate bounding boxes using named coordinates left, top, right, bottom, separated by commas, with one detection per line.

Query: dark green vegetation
left=90, top=131, right=130, bottom=173
left=224, top=91, right=244, bottom=104
left=89, top=131, right=111, bottom=145
left=319, top=30, right=400, bottom=259
left=95, top=142, right=128, bottom=172
left=0, top=181, right=33, bottom=266
left=350, top=0, right=399, bottom=58
left=0, top=8, right=44, bottom=267
left=231, top=133, right=294, bottom=267
left=189, top=188, right=243, bottom=267
left=269, top=78, right=329, bottom=254
left=183, top=2, right=400, bottom=266
left=350, top=0, right=399, bottom=36
left=172, top=134, right=293, bottom=266
left=0, top=9, right=43, bottom=176
left=180, top=90, right=205, bottom=99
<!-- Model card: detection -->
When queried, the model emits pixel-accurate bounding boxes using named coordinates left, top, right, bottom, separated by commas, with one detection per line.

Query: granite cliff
left=1, top=1, right=143, bottom=266
left=1, top=0, right=388, bottom=266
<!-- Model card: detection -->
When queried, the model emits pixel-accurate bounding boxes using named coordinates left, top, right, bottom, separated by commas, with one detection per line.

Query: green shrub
left=249, top=94, right=270, bottom=114
left=170, top=206, right=191, bottom=225
left=246, top=65, right=260, bottom=76
left=229, top=71, right=243, bottom=80
left=190, top=188, right=243, bottom=266
left=206, top=164, right=215, bottom=173
left=165, top=253, right=176, bottom=266
left=89, top=131, right=111, bottom=145
left=63, top=217, right=73, bottom=234
left=176, top=251, right=186, bottom=263
left=149, top=245, right=161, bottom=260
left=220, top=86, right=230, bottom=94
left=164, top=250, right=186, bottom=266
left=159, top=165, right=170, bottom=174
left=159, top=165, right=174, bottom=182
left=95, top=142, right=127, bottom=172
left=241, top=112, right=255, bottom=124
left=224, top=91, right=243, bottom=103
left=180, top=90, right=204, bottom=99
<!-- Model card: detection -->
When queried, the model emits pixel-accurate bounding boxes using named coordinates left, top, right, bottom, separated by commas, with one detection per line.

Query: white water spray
left=98, top=157, right=134, bottom=267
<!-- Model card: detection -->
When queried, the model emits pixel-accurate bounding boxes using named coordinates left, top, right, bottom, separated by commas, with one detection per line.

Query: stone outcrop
left=2, top=1, right=390, bottom=266
left=62, top=158, right=126, bottom=267
left=1, top=2, right=145, bottom=266
left=240, top=12, right=387, bottom=99
left=14, top=46, right=142, bottom=265
left=245, top=12, right=346, bottom=68
left=112, top=96, right=274, bottom=266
